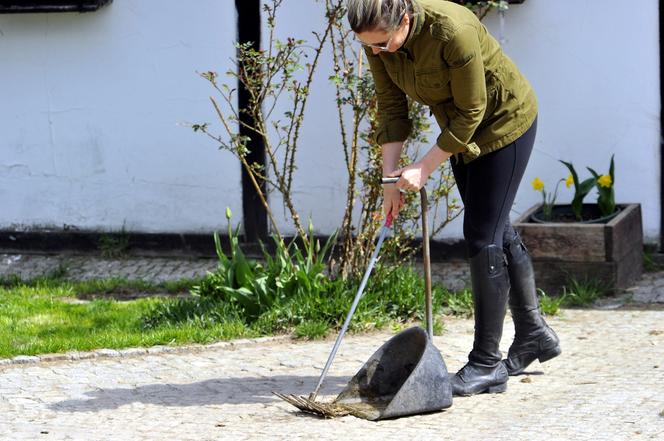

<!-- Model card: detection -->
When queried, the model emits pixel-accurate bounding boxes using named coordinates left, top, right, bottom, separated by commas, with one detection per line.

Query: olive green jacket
left=366, top=0, right=537, bottom=163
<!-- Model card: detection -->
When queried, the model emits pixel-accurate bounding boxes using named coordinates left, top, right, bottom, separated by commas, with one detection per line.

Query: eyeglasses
left=357, top=10, right=406, bottom=52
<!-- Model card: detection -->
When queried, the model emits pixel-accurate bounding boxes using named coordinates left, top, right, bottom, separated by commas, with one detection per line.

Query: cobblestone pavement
left=2, top=254, right=467, bottom=287
left=0, top=310, right=662, bottom=440
left=1, top=253, right=663, bottom=440
left=0, top=254, right=220, bottom=284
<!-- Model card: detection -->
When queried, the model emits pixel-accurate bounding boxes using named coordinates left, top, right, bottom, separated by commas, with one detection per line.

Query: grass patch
left=1, top=218, right=477, bottom=358
left=432, top=316, right=445, bottom=336
left=643, top=252, right=664, bottom=273
left=0, top=265, right=69, bottom=289
left=533, top=277, right=610, bottom=311
left=0, top=274, right=201, bottom=297
left=0, top=265, right=471, bottom=359
left=75, top=277, right=204, bottom=299
left=98, top=229, right=130, bottom=259
left=440, top=289, right=474, bottom=317
left=561, top=276, right=609, bottom=307
left=0, top=283, right=254, bottom=358
left=294, top=320, right=329, bottom=340
left=538, top=289, right=564, bottom=316
left=148, top=262, right=473, bottom=339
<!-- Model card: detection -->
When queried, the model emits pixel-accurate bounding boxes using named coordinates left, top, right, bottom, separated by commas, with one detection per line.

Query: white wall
left=1, top=0, right=660, bottom=243
left=0, top=0, right=239, bottom=233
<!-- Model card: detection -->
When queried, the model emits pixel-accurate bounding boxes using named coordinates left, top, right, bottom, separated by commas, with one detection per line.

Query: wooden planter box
left=513, top=203, right=643, bottom=295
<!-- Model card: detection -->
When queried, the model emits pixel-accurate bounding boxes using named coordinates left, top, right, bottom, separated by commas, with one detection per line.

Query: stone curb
left=0, top=335, right=292, bottom=369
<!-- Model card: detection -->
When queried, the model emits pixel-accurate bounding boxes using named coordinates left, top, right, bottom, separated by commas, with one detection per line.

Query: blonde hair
left=346, top=0, right=412, bottom=33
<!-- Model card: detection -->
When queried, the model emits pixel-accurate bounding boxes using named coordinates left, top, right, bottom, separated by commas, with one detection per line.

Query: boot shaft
left=503, top=228, right=545, bottom=334
left=468, top=244, right=510, bottom=366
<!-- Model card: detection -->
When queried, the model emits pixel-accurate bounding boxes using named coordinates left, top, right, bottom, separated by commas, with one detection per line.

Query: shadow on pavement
left=48, top=375, right=351, bottom=412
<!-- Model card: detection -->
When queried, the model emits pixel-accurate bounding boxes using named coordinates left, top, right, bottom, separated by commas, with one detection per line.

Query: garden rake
left=274, top=178, right=452, bottom=420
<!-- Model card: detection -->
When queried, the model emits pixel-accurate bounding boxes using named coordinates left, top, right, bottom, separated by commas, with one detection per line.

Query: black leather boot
left=452, top=245, right=510, bottom=396
left=502, top=227, right=561, bottom=376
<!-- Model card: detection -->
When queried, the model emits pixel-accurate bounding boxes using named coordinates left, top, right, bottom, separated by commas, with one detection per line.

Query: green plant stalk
left=587, top=154, right=616, bottom=217
left=539, top=178, right=564, bottom=220
left=537, top=289, right=563, bottom=316
left=561, top=276, right=609, bottom=306
left=560, top=160, right=596, bottom=220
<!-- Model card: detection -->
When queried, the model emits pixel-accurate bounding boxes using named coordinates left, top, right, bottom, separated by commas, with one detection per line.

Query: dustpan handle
left=420, top=187, right=433, bottom=340
left=382, top=177, right=433, bottom=338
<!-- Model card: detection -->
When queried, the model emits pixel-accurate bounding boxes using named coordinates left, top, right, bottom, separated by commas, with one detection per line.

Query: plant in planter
left=531, top=176, right=564, bottom=221
left=531, top=156, right=620, bottom=224
left=587, top=154, right=616, bottom=218
left=515, top=155, right=642, bottom=295
left=559, top=160, right=597, bottom=221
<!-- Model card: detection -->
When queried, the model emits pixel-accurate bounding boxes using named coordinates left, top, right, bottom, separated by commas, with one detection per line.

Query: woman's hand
left=383, top=182, right=405, bottom=220
left=388, top=144, right=453, bottom=192
left=388, top=161, right=431, bottom=192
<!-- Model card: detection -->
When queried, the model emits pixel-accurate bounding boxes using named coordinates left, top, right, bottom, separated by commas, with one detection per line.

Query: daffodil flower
left=532, top=176, right=564, bottom=221
left=532, top=177, right=544, bottom=191
left=565, top=174, right=573, bottom=188
left=597, top=174, right=612, bottom=188
left=587, top=154, right=616, bottom=217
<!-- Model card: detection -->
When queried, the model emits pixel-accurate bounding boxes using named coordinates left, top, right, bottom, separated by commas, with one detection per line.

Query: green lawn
left=1, top=262, right=589, bottom=360
left=0, top=280, right=255, bottom=359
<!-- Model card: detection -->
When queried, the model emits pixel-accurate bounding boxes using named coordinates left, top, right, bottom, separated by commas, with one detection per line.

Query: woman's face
left=356, top=13, right=410, bottom=55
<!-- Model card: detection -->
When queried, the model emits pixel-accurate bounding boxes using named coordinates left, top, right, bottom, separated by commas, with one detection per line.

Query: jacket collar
left=402, top=0, right=425, bottom=51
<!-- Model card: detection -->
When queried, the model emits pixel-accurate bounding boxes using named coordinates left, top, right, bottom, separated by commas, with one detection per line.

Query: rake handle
left=308, top=218, right=392, bottom=402
left=307, top=178, right=433, bottom=401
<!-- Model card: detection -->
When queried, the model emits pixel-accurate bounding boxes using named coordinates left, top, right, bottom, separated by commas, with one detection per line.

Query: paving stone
left=0, top=254, right=219, bottom=285
left=11, top=356, right=40, bottom=364
left=1, top=309, right=662, bottom=440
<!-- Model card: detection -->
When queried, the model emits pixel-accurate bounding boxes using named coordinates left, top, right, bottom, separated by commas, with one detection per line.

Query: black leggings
left=451, top=118, right=537, bottom=258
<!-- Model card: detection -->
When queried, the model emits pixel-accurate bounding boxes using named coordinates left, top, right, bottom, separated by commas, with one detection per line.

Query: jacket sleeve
left=365, top=48, right=412, bottom=145
left=436, top=24, right=486, bottom=158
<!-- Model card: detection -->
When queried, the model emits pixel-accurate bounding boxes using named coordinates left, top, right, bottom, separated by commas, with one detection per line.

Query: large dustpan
left=332, top=326, right=452, bottom=420
left=275, top=182, right=452, bottom=420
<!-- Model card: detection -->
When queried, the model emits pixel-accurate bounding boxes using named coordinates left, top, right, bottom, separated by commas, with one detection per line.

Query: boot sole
left=485, top=383, right=507, bottom=394
left=538, top=345, right=562, bottom=363
left=505, top=345, right=562, bottom=376
left=454, top=382, right=507, bottom=397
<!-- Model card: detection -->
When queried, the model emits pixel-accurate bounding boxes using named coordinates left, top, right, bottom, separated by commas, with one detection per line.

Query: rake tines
left=272, top=392, right=350, bottom=418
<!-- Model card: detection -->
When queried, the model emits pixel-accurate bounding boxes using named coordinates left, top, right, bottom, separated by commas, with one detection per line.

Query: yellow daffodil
left=565, top=174, right=574, bottom=188
left=598, top=174, right=612, bottom=188
left=532, top=177, right=544, bottom=191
